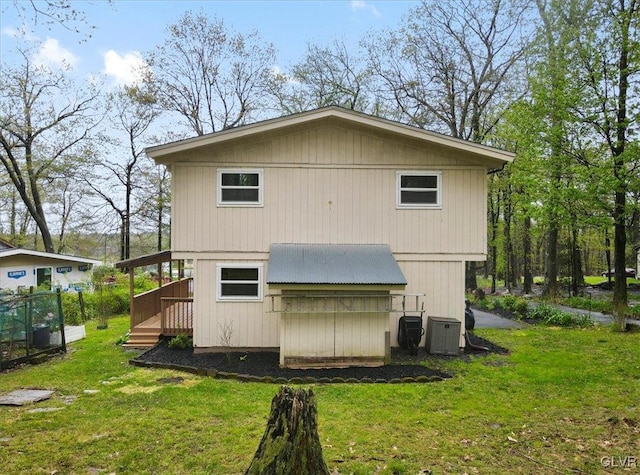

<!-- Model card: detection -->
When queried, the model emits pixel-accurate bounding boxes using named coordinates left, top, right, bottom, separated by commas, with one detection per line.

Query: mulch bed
left=130, top=333, right=508, bottom=383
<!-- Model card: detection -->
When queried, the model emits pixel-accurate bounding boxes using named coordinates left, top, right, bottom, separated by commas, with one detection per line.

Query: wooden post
left=78, top=291, right=86, bottom=322
left=245, top=386, right=330, bottom=475
left=129, top=270, right=135, bottom=329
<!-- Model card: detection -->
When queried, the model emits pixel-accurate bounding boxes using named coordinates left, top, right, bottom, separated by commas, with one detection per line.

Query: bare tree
left=271, top=39, right=375, bottom=114
left=5, top=0, right=111, bottom=40
left=0, top=44, right=100, bottom=253
left=86, top=86, right=160, bottom=261
left=136, top=159, right=171, bottom=253
left=367, top=0, right=531, bottom=290
left=367, top=0, right=531, bottom=140
left=144, top=10, right=276, bottom=136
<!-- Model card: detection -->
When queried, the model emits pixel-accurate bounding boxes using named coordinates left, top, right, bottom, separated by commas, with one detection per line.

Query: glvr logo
left=601, top=456, right=637, bottom=469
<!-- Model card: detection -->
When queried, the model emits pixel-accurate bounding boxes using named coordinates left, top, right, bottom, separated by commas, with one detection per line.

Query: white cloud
left=34, top=38, right=79, bottom=69
left=350, top=0, right=381, bottom=17
left=102, top=50, right=148, bottom=86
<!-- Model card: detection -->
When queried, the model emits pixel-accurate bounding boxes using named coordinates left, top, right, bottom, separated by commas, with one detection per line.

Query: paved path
left=474, top=304, right=640, bottom=329
left=473, top=309, right=527, bottom=329
left=549, top=303, right=640, bottom=327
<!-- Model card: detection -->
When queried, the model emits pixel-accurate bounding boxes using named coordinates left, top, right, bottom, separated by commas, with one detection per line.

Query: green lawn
left=1, top=317, right=639, bottom=474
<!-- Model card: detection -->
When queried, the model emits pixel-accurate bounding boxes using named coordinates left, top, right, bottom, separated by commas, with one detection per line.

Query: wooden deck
left=124, top=300, right=193, bottom=348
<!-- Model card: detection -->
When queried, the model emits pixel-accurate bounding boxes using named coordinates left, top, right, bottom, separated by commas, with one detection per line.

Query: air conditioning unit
left=425, top=316, right=460, bottom=355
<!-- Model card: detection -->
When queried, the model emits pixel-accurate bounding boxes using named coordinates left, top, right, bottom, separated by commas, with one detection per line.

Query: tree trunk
left=523, top=215, right=533, bottom=294
left=570, top=223, right=584, bottom=296
left=543, top=225, right=560, bottom=298
left=605, top=234, right=612, bottom=288
left=245, top=387, right=330, bottom=475
left=613, top=189, right=627, bottom=305
left=489, top=177, right=500, bottom=294
left=157, top=182, right=163, bottom=252
left=465, top=262, right=478, bottom=291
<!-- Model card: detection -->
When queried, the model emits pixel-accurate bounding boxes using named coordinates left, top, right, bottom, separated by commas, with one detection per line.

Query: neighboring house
left=0, top=246, right=101, bottom=293
left=142, top=107, right=514, bottom=367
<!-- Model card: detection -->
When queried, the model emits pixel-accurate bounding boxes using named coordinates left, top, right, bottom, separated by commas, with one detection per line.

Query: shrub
left=498, top=295, right=529, bottom=317
left=528, top=304, right=593, bottom=328
left=60, top=292, right=86, bottom=326
left=562, top=296, right=613, bottom=314
left=134, top=273, right=156, bottom=293
left=168, top=334, right=192, bottom=350
left=115, top=331, right=130, bottom=346
left=477, top=294, right=530, bottom=318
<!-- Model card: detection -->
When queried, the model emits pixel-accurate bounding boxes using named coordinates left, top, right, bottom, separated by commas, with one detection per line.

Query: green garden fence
left=0, top=290, right=66, bottom=370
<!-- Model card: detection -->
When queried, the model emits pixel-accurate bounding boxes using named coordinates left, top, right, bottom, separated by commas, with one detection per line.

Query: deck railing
left=161, top=297, right=193, bottom=336
left=131, top=278, right=193, bottom=328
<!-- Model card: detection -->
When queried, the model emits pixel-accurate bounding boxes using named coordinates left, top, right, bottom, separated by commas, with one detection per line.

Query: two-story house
left=142, top=107, right=514, bottom=368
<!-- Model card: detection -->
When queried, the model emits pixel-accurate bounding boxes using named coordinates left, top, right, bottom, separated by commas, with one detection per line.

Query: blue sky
left=1, top=0, right=418, bottom=87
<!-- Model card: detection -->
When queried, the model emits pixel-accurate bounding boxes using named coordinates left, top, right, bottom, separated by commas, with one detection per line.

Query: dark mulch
left=131, top=333, right=508, bottom=383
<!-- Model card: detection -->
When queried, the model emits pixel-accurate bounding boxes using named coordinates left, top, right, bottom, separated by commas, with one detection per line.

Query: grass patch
left=1, top=317, right=639, bottom=474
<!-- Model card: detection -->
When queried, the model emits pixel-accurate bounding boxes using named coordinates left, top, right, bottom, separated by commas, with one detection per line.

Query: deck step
left=124, top=329, right=161, bottom=348
left=123, top=339, right=158, bottom=348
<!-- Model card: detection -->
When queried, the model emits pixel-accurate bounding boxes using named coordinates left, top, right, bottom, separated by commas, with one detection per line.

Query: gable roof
left=266, top=243, right=407, bottom=286
left=0, top=248, right=102, bottom=266
left=146, top=107, right=515, bottom=169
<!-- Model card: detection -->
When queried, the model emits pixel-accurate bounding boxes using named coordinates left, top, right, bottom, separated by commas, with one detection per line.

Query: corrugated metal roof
left=267, top=244, right=407, bottom=285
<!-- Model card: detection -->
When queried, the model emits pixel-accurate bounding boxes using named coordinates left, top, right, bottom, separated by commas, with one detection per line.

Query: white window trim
left=396, top=171, right=442, bottom=209
left=217, top=168, right=264, bottom=207
left=216, top=263, right=263, bottom=302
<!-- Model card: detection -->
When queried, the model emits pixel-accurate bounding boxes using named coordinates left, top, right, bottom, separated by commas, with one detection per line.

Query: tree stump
left=245, top=386, right=330, bottom=475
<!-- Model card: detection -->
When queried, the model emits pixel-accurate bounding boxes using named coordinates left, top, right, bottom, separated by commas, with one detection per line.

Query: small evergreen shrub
left=168, top=334, right=192, bottom=350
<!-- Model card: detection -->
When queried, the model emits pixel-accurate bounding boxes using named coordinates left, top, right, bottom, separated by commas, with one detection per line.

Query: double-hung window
left=396, top=171, right=442, bottom=208
left=217, top=169, right=263, bottom=206
left=217, top=264, right=263, bottom=301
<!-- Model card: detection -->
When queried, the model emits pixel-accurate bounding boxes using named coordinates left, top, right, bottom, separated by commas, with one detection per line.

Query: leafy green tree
left=574, top=0, right=639, bottom=305
left=518, top=0, right=592, bottom=298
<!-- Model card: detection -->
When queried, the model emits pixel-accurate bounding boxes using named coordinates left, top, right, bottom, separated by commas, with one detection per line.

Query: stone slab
left=0, top=389, right=54, bottom=406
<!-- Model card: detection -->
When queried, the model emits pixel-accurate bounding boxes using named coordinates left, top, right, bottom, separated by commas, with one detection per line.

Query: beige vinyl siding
left=173, top=166, right=487, bottom=256
left=192, top=258, right=464, bottom=350
left=192, top=259, right=277, bottom=349
left=395, top=260, right=466, bottom=348
left=174, top=121, right=486, bottom=352
left=171, top=121, right=488, bottom=256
